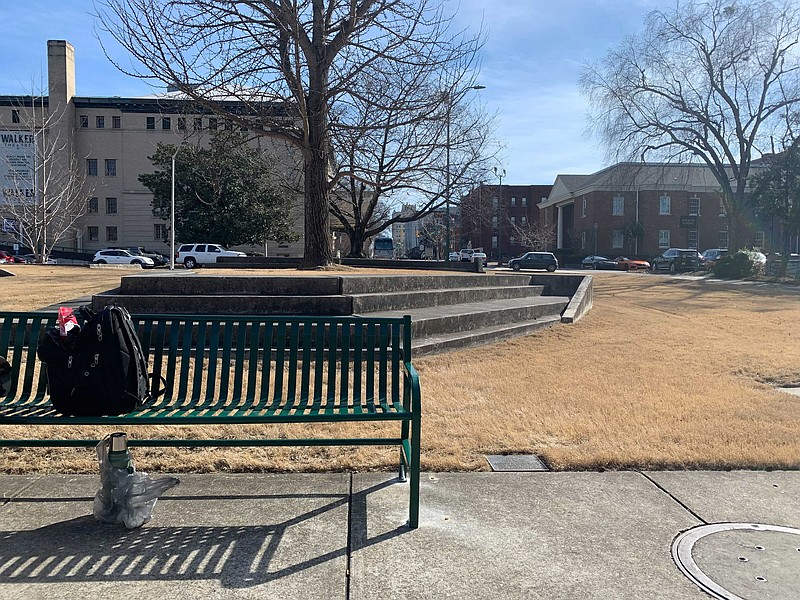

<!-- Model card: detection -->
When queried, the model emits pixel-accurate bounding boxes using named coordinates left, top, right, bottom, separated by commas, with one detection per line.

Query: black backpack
left=38, top=305, right=158, bottom=416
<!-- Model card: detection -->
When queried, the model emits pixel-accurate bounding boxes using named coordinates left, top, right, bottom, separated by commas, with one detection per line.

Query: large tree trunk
left=346, top=229, right=368, bottom=258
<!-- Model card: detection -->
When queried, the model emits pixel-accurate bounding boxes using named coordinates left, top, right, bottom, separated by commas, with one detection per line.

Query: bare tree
left=329, top=54, right=495, bottom=257
left=581, top=0, right=800, bottom=250
left=510, top=220, right=556, bottom=252
left=0, top=95, right=89, bottom=263
left=97, top=0, right=484, bottom=267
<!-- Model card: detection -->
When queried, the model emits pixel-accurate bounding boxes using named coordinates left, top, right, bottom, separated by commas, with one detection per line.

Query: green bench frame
left=0, top=311, right=421, bottom=528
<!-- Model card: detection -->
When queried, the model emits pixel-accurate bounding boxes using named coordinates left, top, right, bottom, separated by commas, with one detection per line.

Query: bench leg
left=407, top=411, right=421, bottom=529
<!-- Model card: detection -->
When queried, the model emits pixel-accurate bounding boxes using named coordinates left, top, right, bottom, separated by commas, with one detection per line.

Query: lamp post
left=494, top=166, right=506, bottom=266
left=169, top=143, right=186, bottom=270
left=444, top=85, right=485, bottom=261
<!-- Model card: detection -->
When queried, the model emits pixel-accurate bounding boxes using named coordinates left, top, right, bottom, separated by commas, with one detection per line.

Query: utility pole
left=494, top=166, right=506, bottom=266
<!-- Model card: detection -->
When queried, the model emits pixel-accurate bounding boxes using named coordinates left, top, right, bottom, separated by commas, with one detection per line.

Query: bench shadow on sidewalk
left=0, top=477, right=406, bottom=589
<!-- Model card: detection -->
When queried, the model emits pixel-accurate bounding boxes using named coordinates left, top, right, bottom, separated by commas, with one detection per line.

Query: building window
left=178, top=117, right=186, bottom=131
left=689, top=196, right=700, bottom=216
left=193, top=117, right=203, bottom=131
left=106, top=226, right=118, bottom=242
left=522, top=197, right=527, bottom=207
left=88, top=197, right=98, bottom=214
left=510, top=216, right=516, bottom=226
left=581, top=231, right=586, bottom=249
left=492, top=216, right=498, bottom=228
left=719, top=230, right=729, bottom=249
left=113, top=116, right=121, bottom=129
left=688, top=229, right=698, bottom=250
left=86, top=159, right=98, bottom=177
left=491, top=235, right=498, bottom=248
left=96, top=116, right=105, bottom=129
left=659, top=195, right=671, bottom=215
left=106, top=197, right=117, bottom=214
left=80, top=115, right=89, bottom=128
left=208, top=117, right=218, bottom=130
left=11, top=110, right=20, bottom=123
left=105, top=159, right=117, bottom=177
left=582, top=198, right=587, bottom=218
left=612, top=196, right=624, bottom=216
left=511, top=197, right=516, bottom=207
left=88, top=226, right=99, bottom=242
left=154, top=223, right=167, bottom=241
left=492, top=197, right=498, bottom=209
left=146, top=116, right=155, bottom=129
left=719, top=200, right=727, bottom=217
left=612, top=230, right=624, bottom=248
left=162, top=117, right=171, bottom=130
left=659, top=229, right=670, bottom=248
left=521, top=216, right=527, bottom=226
left=543, top=210, right=548, bottom=227
left=754, top=231, right=765, bottom=249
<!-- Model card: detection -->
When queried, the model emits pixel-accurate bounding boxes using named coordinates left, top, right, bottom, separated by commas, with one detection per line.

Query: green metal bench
left=0, top=311, right=422, bottom=528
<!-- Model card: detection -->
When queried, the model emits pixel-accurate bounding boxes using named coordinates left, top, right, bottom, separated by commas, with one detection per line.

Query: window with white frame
left=612, top=196, right=624, bottom=216
left=753, top=231, right=765, bottom=249
left=510, top=216, right=516, bottom=225
left=88, top=197, right=98, bottom=213
left=689, top=196, right=700, bottom=216
left=492, top=197, right=498, bottom=208
left=522, top=197, right=527, bottom=207
left=659, top=229, right=670, bottom=248
left=581, top=231, right=586, bottom=249
left=492, top=216, right=498, bottom=228
left=612, top=230, right=624, bottom=248
left=106, top=226, right=118, bottom=242
left=719, top=230, right=729, bottom=249
left=105, top=159, right=116, bottom=177
left=688, top=229, right=698, bottom=250
left=491, top=235, right=498, bottom=248
left=581, top=198, right=587, bottom=217
left=154, top=223, right=167, bottom=241
left=510, top=197, right=516, bottom=207
left=521, top=216, right=527, bottom=225
left=659, top=195, right=671, bottom=215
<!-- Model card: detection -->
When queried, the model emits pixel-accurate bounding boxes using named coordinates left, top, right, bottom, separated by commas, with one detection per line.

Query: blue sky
left=0, top=1, right=660, bottom=185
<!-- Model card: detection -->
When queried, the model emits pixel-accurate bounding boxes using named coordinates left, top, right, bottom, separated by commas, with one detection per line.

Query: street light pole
left=444, top=85, right=485, bottom=261
left=169, top=144, right=185, bottom=271
left=494, top=166, right=506, bottom=266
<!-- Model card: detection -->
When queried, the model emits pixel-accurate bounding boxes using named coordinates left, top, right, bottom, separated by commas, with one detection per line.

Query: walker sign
left=0, top=130, right=35, bottom=202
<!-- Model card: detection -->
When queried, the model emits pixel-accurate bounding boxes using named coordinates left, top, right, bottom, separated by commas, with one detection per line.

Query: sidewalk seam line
left=345, top=473, right=353, bottom=600
left=637, top=471, right=707, bottom=524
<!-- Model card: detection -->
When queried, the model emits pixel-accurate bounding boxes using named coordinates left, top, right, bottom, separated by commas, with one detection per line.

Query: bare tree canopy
left=97, top=0, right=484, bottom=267
left=0, top=96, right=89, bottom=263
left=580, top=0, right=800, bottom=250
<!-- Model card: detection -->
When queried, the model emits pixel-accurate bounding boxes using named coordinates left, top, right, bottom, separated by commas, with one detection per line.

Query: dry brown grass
left=1, top=265, right=799, bottom=473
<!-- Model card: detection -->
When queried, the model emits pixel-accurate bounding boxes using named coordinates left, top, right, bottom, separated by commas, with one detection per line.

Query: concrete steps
left=88, top=273, right=586, bottom=355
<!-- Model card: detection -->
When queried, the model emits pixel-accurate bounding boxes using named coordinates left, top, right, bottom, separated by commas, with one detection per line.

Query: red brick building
left=538, top=163, right=782, bottom=259
left=460, top=183, right=552, bottom=263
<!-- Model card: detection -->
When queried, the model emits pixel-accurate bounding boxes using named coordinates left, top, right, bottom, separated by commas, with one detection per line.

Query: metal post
left=494, top=166, right=506, bottom=266
left=170, top=144, right=184, bottom=271
left=445, top=102, right=452, bottom=261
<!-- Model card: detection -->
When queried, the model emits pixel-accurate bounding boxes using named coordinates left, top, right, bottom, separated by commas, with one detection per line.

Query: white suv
left=176, top=243, right=246, bottom=268
left=93, top=249, right=155, bottom=268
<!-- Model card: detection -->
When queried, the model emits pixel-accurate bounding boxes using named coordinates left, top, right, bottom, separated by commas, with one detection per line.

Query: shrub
left=711, top=250, right=762, bottom=279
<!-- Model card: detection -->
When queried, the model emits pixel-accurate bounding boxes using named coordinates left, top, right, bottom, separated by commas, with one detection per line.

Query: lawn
left=1, top=265, right=798, bottom=473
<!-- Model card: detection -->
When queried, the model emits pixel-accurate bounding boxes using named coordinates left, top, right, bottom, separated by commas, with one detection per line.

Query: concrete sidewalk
left=1, top=471, right=799, bottom=599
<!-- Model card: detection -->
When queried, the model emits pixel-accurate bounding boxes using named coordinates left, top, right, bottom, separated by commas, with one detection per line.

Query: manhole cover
left=485, top=454, right=548, bottom=471
left=672, top=523, right=800, bottom=600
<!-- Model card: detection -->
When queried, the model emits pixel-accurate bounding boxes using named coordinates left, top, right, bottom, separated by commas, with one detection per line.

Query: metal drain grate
left=672, top=523, right=800, bottom=600
left=485, top=454, right=548, bottom=472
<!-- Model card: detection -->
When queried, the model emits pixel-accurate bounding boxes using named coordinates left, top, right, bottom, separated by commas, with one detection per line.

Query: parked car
left=116, top=246, right=168, bottom=267
left=651, top=248, right=701, bottom=273
left=472, top=252, right=488, bottom=266
left=700, top=248, right=727, bottom=269
left=448, top=251, right=461, bottom=261
left=459, top=248, right=475, bottom=262
left=176, top=243, right=247, bottom=268
left=613, top=256, right=651, bottom=271
left=20, top=254, right=56, bottom=265
left=581, top=255, right=610, bottom=268
left=0, top=250, right=26, bottom=264
left=591, top=257, right=622, bottom=270
left=93, top=249, right=155, bottom=268
left=508, top=251, right=558, bottom=272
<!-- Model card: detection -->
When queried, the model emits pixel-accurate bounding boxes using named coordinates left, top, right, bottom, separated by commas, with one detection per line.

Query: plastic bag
left=93, top=433, right=180, bottom=529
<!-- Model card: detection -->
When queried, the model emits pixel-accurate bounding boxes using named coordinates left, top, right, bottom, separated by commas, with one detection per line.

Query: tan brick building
left=0, top=40, right=303, bottom=258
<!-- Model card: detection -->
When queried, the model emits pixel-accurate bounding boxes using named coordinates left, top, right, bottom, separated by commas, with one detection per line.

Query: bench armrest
left=403, top=361, right=422, bottom=414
